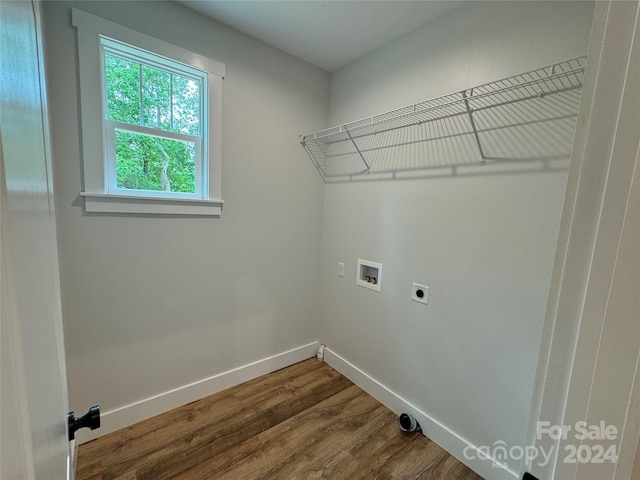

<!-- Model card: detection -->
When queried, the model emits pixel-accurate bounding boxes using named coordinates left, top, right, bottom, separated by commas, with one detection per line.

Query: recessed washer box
left=356, top=259, right=382, bottom=292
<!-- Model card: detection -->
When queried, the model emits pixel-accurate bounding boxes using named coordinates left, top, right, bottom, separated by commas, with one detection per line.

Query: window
left=73, top=8, right=225, bottom=215
left=102, top=39, right=205, bottom=198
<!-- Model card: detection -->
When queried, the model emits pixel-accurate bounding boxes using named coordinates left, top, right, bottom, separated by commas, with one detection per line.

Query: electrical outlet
left=338, top=262, right=345, bottom=277
left=411, top=283, right=429, bottom=305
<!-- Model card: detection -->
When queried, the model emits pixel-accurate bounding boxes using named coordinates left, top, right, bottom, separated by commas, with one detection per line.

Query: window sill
left=81, top=192, right=223, bottom=216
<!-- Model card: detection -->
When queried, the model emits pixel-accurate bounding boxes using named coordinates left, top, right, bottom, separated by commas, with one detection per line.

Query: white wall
left=320, top=1, right=594, bottom=477
left=42, top=0, right=328, bottom=434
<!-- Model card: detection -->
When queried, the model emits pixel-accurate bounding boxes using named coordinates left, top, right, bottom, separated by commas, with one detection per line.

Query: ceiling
left=178, top=1, right=464, bottom=72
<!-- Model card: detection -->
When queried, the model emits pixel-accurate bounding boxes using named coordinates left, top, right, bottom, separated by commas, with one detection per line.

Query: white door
left=1, top=1, right=72, bottom=479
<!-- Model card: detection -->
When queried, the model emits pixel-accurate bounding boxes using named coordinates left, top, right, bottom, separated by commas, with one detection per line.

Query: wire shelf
left=301, top=55, right=587, bottom=182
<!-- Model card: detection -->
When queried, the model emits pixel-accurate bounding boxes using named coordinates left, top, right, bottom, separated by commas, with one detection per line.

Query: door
left=1, top=1, right=71, bottom=479
left=523, top=0, right=640, bottom=478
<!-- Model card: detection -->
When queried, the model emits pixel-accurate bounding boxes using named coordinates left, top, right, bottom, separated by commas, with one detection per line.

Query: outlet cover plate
left=411, top=283, right=429, bottom=305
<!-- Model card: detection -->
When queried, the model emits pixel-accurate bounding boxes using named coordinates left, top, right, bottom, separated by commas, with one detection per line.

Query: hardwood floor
left=76, top=359, right=483, bottom=480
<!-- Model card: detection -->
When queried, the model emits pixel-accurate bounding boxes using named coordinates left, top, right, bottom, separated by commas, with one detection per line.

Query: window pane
left=115, top=129, right=196, bottom=193
left=142, top=65, right=171, bottom=131
left=105, top=54, right=140, bottom=124
left=172, top=74, right=200, bottom=136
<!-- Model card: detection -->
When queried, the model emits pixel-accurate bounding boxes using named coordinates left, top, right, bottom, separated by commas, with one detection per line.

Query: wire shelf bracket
left=300, top=55, right=587, bottom=182
left=345, top=127, right=371, bottom=173
left=462, top=89, right=486, bottom=165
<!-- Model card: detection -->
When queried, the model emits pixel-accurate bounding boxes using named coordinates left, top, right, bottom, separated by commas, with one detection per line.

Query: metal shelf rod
left=321, top=112, right=577, bottom=160
left=303, top=60, right=585, bottom=143
left=300, top=55, right=587, bottom=182
left=319, top=82, right=582, bottom=147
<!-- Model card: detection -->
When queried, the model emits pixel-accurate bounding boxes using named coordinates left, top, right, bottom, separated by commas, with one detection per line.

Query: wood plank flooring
left=76, top=358, right=484, bottom=480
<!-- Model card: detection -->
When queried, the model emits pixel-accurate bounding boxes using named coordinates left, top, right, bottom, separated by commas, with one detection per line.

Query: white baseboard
left=76, top=341, right=319, bottom=444
left=324, top=347, right=519, bottom=480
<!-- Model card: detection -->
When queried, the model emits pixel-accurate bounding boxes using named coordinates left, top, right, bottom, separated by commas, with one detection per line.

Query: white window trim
left=72, top=8, right=225, bottom=216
